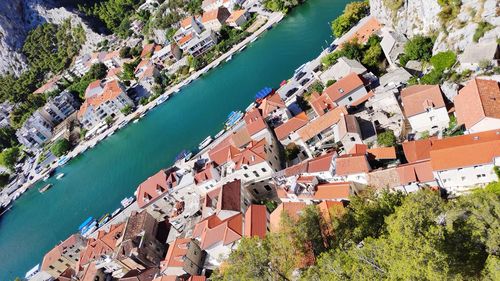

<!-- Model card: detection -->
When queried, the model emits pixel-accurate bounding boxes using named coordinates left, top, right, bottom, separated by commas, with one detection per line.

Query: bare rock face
left=0, top=0, right=105, bottom=76
left=370, top=0, right=499, bottom=54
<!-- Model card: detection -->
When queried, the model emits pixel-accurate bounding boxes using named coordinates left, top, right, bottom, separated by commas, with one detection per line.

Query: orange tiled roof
left=307, top=152, right=335, bottom=173
left=402, top=139, right=432, bottom=163
left=244, top=108, right=267, bottom=136
left=367, top=147, right=397, bottom=160
left=401, top=85, right=446, bottom=117
left=270, top=202, right=306, bottom=232
left=227, top=10, right=246, bottom=23
left=258, top=93, right=285, bottom=118
left=342, top=16, right=381, bottom=45
left=41, top=234, right=81, bottom=271
left=136, top=169, right=177, bottom=208
left=297, top=106, right=348, bottom=141
left=78, top=80, right=125, bottom=119
left=313, top=182, right=351, bottom=200
left=194, top=162, right=216, bottom=185
left=274, top=112, right=309, bottom=140
left=454, top=78, right=500, bottom=129
left=244, top=204, right=267, bottom=239
left=180, top=16, right=194, bottom=28
left=335, top=154, right=370, bottom=176
left=141, top=43, right=156, bottom=57
left=202, top=8, right=224, bottom=23
left=79, top=223, right=125, bottom=266
left=309, top=92, right=336, bottom=116
left=178, top=33, right=194, bottom=46
left=397, top=160, right=435, bottom=185
left=233, top=139, right=268, bottom=170
left=430, top=129, right=500, bottom=171
left=324, top=72, right=365, bottom=102
left=192, top=213, right=243, bottom=250
left=162, top=238, right=191, bottom=269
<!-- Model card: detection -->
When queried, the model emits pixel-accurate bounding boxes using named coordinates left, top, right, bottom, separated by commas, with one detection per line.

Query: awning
left=255, top=87, right=273, bottom=100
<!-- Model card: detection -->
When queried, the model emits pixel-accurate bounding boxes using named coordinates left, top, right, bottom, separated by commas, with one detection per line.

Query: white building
left=380, top=28, right=407, bottom=68
left=16, top=110, right=54, bottom=150
left=400, top=85, right=450, bottom=134
left=319, top=57, right=367, bottom=83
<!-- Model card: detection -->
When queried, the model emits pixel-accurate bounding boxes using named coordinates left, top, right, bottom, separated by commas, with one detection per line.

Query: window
left=350, top=137, right=355, bottom=141
left=244, top=173, right=249, bottom=178
left=253, top=171, right=260, bottom=177
left=58, top=258, right=63, bottom=263
left=261, top=168, right=267, bottom=172
left=348, top=96, right=353, bottom=101
left=49, top=265, right=55, bottom=270
left=264, top=185, right=272, bottom=191
left=243, top=165, right=248, bottom=170
left=253, top=188, right=259, bottom=194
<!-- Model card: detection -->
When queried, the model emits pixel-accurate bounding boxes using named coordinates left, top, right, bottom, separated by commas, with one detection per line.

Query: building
left=16, top=110, right=54, bottom=150
left=227, top=10, right=249, bottom=28
left=201, top=0, right=225, bottom=12
left=151, top=44, right=182, bottom=66
left=454, top=78, right=500, bottom=134
left=78, top=80, right=134, bottom=130
left=201, top=7, right=230, bottom=31
left=396, top=160, right=437, bottom=193
left=269, top=202, right=307, bottom=232
left=400, top=85, right=449, bottom=133
left=161, top=238, right=205, bottom=276
left=274, top=112, right=309, bottom=146
left=258, top=93, right=290, bottom=124
left=337, top=114, right=363, bottom=153
left=41, top=234, right=86, bottom=278
left=42, top=91, right=80, bottom=125
left=459, top=42, right=499, bottom=71
left=319, top=57, right=367, bottom=83
left=244, top=204, right=268, bottom=239
left=332, top=153, right=371, bottom=185
left=334, top=16, right=381, bottom=46
left=135, top=60, right=160, bottom=96
left=380, top=28, right=407, bottom=67
left=194, top=161, right=222, bottom=194
left=430, top=130, right=500, bottom=195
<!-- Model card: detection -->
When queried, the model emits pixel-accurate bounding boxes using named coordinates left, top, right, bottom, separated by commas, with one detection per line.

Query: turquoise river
left=0, top=0, right=351, bottom=278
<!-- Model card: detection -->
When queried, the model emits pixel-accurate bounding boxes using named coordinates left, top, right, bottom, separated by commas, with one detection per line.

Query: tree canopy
left=50, top=139, right=71, bottom=157
left=331, top=1, right=369, bottom=38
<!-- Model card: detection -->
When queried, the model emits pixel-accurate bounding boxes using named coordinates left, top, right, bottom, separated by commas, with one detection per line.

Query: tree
left=331, top=1, right=369, bottom=37
left=430, top=51, right=456, bottom=71
left=0, top=147, right=20, bottom=171
left=399, top=35, right=434, bottom=65
left=51, top=139, right=71, bottom=157
left=120, top=104, right=133, bottom=115
left=0, top=172, right=10, bottom=188
left=377, top=130, right=396, bottom=147
left=119, top=46, right=132, bottom=58
left=0, top=127, right=19, bottom=150
left=284, top=142, right=300, bottom=161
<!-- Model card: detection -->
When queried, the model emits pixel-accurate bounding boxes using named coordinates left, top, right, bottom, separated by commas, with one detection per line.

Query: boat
left=139, top=113, right=146, bottom=119
left=239, top=45, right=246, bottom=52
left=56, top=173, right=65, bottom=180
left=111, top=208, right=122, bottom=217
left=43, top=175, right=50, bottom=181
left=25, top=264, right=40, bottom=280
left=57, top=156, right=70, bottom=166
left=213, top=61, right=220, bottom=67
left=198, top=136, right=213, bottom=150
left=174, top=88, right=180, bottom=93
left=80, top=220, right=97, bottom=234
left=214, top=129, right=225, bottom=139
left=121, top=196, right=135, bottom=208
left=156, top=95, right=170, bottom=105
left=78, top=216, right=94, bottom=231
left=225, top=55, right=232, bottom=62
left=184, top=151, right=193, bottom=161
left=250, top=37, right=258, bottom=43
left=225, top=111, right=244, bottom=128
left=97, top=213, right=110, bottom=227
left=132, top=119, right=139, bottom=124
left=39, top=184, right=53, bottom=193
left=117, top=120, right=129, bottom=129
left=82, top=224, right=97, bottom=237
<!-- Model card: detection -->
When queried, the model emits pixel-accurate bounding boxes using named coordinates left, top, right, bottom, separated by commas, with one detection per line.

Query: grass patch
left=473, top=21, right=494, bottom=42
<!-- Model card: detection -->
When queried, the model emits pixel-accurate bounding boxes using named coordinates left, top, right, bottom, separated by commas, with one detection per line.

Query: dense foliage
left=0, top=147, right=20, bottom=171
left=50, top=139, right=71, bottom=157
left=215, top=188, right=500, bottom=280
left=68, top=63, right=108, bottom=99
left=0, top=127, right=19, bottom=151
left=420, top=51, right=457, bottom=85
left=437, top=0, right=462, bottom=23
left=263, top=0, right=302, bottom=13
left=377, top=130, right=397, bottom=147
left=399, top=35, right=434, bottom=66
left=0, top=172, right=10, bottom=188
left=331, top=1, right=369, bottom=38
left=473, top=21, right=494, bottom=43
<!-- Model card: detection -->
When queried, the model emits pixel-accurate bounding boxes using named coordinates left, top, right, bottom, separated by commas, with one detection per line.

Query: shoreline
left=3, top=12, right=285, bottom=209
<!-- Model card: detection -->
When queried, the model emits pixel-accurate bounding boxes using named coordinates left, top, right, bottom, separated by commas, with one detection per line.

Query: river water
left=0, top=0, right=351, bottom=278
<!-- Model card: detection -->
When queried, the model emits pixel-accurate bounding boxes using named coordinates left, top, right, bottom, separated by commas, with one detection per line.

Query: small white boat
left=56, top=173, right=65, bottom=180
left=139, top=113, right=146, bottom=119
left=239, top=45, right=246, bottom=52
left=213, top=61, right=220, bottom=67
left=214, top=129, right=225, bottom=139
left=198, top=135, right=213, bottom=150
left=174, top=88, right=180, bottom=93
left=156, top=95, right=169, bottom=105
left=43, top=175, right=49, bottom=181
left=225, top=55, right=232, bottom=62
left=121, top=196, right=135, bottom=208
left=58, top=156, right=70, bottom=166
left=111, top=208, right=122, bottom=217
left=250, top=37, right=258, bottom=43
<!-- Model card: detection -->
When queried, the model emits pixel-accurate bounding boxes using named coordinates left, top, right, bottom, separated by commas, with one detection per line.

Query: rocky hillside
left=370, top=0, right=499, bottom=53
left=0, top=0, right=105, bottom=76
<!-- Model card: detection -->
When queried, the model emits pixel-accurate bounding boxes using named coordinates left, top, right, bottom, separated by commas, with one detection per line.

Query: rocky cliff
left=0, top=0, right=105, bottom=76
left=369, top=0, right=499, bottom=53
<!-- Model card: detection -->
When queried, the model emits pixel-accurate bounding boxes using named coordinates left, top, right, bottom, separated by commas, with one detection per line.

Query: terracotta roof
left=297, top=106, right=348, bottom=141
left=244, top=108, right=267, bottom=136
left=233, top=139, right=268, bottom=170
left=402, top=139, right=432, bottom=163
left=454, top=78, right=500, bottom=129
left=41, top=234, right=81, bottom=271
left=230, top=126, right=252, bottom=147
left=80, top=262, right=98, bottom=281
left=270, top=202, right=306, bottom=232
left=349, top=143, right=368, bottom=154
left=324, top=72, right=364, bottom=102
left=368, top=167, right=401, bottom=189
left=107, top=67, right=122, bottom=79
left=216, top=180, right=241, bottom=213
left=141, top=43, right=156, bottom=58
left=34, top=76, right=59, bottom=94
left=258, top=93, right=286, bottom=118
left=313, top=182, right=351, bottom=200
left=227, top=10, right=246, bottom=23
left=80, top=223, right=125, bottom=266
left=350, top=90, right=374, bottom=106
left=307, top=152, right=335, bottom=173
left=136, top=169, right=177, bottom=208
left=274, top=112, right=309, bottom=140
left=430, top=129, right=500, bottom=171
left=78, top=80, right=126, bottom=119
left=162, top=238, right=192, bottom=269
left=104, top=50, right=120, bottom=61
left=202, top=7, right=228, bottom=23
left=397, top=160, right=435, bottom=185
left=342, top=16, right=381, bottom=45
left=366, top=147, right=397, bottom=160
left=180, top=16, right=194, bottom=28
left=309, top=92, right=336, bottom=116
left=192, top=213, right=243, bottom=250
left=194, top=162, right=216, bottom=185
left=284, top=161, right=308, bottom=177
left=84, top=80, right=103, bottom=98
left=209, top=143, right=241, bottom=165
left=335, top=154, right=370, bottom=176
left=178, top=33, right=194, bottom=46
left=401, top=85, right=446, bottom=117
left=244, top=204, right=267, bottom=239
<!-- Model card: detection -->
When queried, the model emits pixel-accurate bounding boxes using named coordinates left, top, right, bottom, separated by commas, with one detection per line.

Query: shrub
left=285, top=143, right=300, bottom=161
left=119, top=46, right=132, bottom=58
left=383, top=0, right=404, bottom=11
left=331, top=1, right=370, bottom=37
left=309, top=81, right=324, bottom=93
left=473, top=21, right=494, bottom=42
left=326, top=80, right=336, bottom=87
left=377, top=130, right=397, bottom=147
left=120, top=104, right=133, bottom=116
left=430, top=51, right=456, bottom=71
left=399, top=35, right=434, bottom=65
left=420, top=70, right=442, bottom=85
left=0, top=147, right=20, bottom=171
left=0, top=172, right=9, bottom=188
left=51, top=139, right=71, bottom=157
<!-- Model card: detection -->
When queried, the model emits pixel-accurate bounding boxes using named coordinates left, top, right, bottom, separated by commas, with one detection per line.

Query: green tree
left=0, top=147, right=20, bottom=171
left=284, top=142, right=300, bottom=161
left=119, top=46, right=132, bottom=58
left=51, top=139, right=71, bottom=157
left=399, top=35, right=434, bottom=66
left=0, top=172, right=10, bottom=188
left=377, top=130, right=396, bottom=147
left=430, top=51, right=457, bottom=71
left=331, top=1, right=369, bottom=37
left=120, top=104, right=133, bottom=115
left=0, top=127, right=19, bottom=150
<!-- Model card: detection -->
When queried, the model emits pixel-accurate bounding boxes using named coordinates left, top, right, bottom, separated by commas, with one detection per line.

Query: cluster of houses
left=28, top=13, right=500, bottom=281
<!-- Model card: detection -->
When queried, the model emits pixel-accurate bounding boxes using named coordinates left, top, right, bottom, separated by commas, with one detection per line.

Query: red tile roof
left=430, top=129, right=500, bottom=171
left=233, top=139, right=268, bottom=170
left=366, top=147, right=397, bottom=160
left=78, top=80, right=126, bottom=119
left=309, top=92, right=336, bottom=116
left=244, top=204, right=267, bottom=239
left=313, top=182, right=352, bottom=200
left=274, top=112, right=309, bottom=140
left=258, top=93, right=286, bottom=118
left=178, top=33, right=194, bottom=46
left=194, top=162, right=216, bottom=185
left=297, top=106, right=348, bottom=141
left=397, top=160, right=435, bottom=185
left=227, top=10, right=246, bottom=24
left=454, top=78, right=500, bottom=129
left=270, top=202, right=306, bottom=232
left=342, top=16, right=381, bottom=45
left=335, top=154, right=370, bottom=176
left=80, top=223, right=125, bottom=266
left=42, top=234, right=81, bottom=271
left=401, top=85, right=446, bottom=117
left=180, top=16, right=194, bottom=28
left=216, top=180, right=241, bottom=213
left=402, top=139, right=432, bottom=163
left=162, top=238, right=192, bottom=269
left=136, top=169, right=177, bottom=208
left=141, top=43, right=156, bottom=58
left=192, top=213, right=243, bottom=250
left=324, top=72, right=364, bottom=102
left=244, top=108, right=267, bottom=136
left=307, top=152, right=335, bottom=173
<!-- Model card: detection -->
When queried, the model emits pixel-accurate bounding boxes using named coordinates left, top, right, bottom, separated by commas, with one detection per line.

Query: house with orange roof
left=274, top=111, right=309, bottom=145
left=429, top=129, right=500, bottom=194
left=194, top=161, right=222, bottom=194
left=243, top=108, right=271, bottom=142
left=140, top=43, right=158, bottom=58
left=33, top=75, right=60, bottom=94
left=201, top=7, right=230, bottom=31
left=396, top=160, right=437, bottom=193
left=161, top=238, right=205, bottom=277
left=41, top=234, right=86, bottom=278
left=226, top=9, right=249, bottom=28
left=78, top=80, right=134, bottom=130
left=270, top=202, right=307, bottom=232
left=400, top=85, right=450, bottom=133
left=454, top=78, right=500, bottom=134
left=192, top=213, right=243, bottom=267
left=103, top=50, right=122, bottom=69
left=135, top=59, right=160, bottom=96
left=296, top=106, right=348, bottom=156
left=79, top=262, right=106, bottom=281
left=85, top=80, right=105, bottom=99
left=402, top=139, right=432, bottom=163
left=337, top=114, right=362, bottom=152
left=258, top=92, right=290, bottom=123
left=136, top=167, right=182, bottom=210
left=244, top=204, right=269, bottom=239
left=335, top=16, right=381, bottom=46
left=151, top=43, right=182, bottom=66
left=332, top=153, right=371, bottom=185
left=322, top=72, right=368, bottom=108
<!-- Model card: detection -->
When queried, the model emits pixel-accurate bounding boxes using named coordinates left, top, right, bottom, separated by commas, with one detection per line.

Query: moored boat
left=39, top=184, right=53, bottom=193
left=156, top=95, right=169, bottom=105
left=56, top=173, right=64, bottom=180
left=78, top=216, right=94, bottom=231
left=225, top=55, right=232, bottom=62
left=97, top=213, right=110, bottom=227
left=111, top=208, right=122, bottom=217
left=121, top=196, right=135, bottom=208
left=214, top=129, right=225, bottom=139
left=57, top=156, right=70, bottom=166
left=198, top=136, right=213, bottom=150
